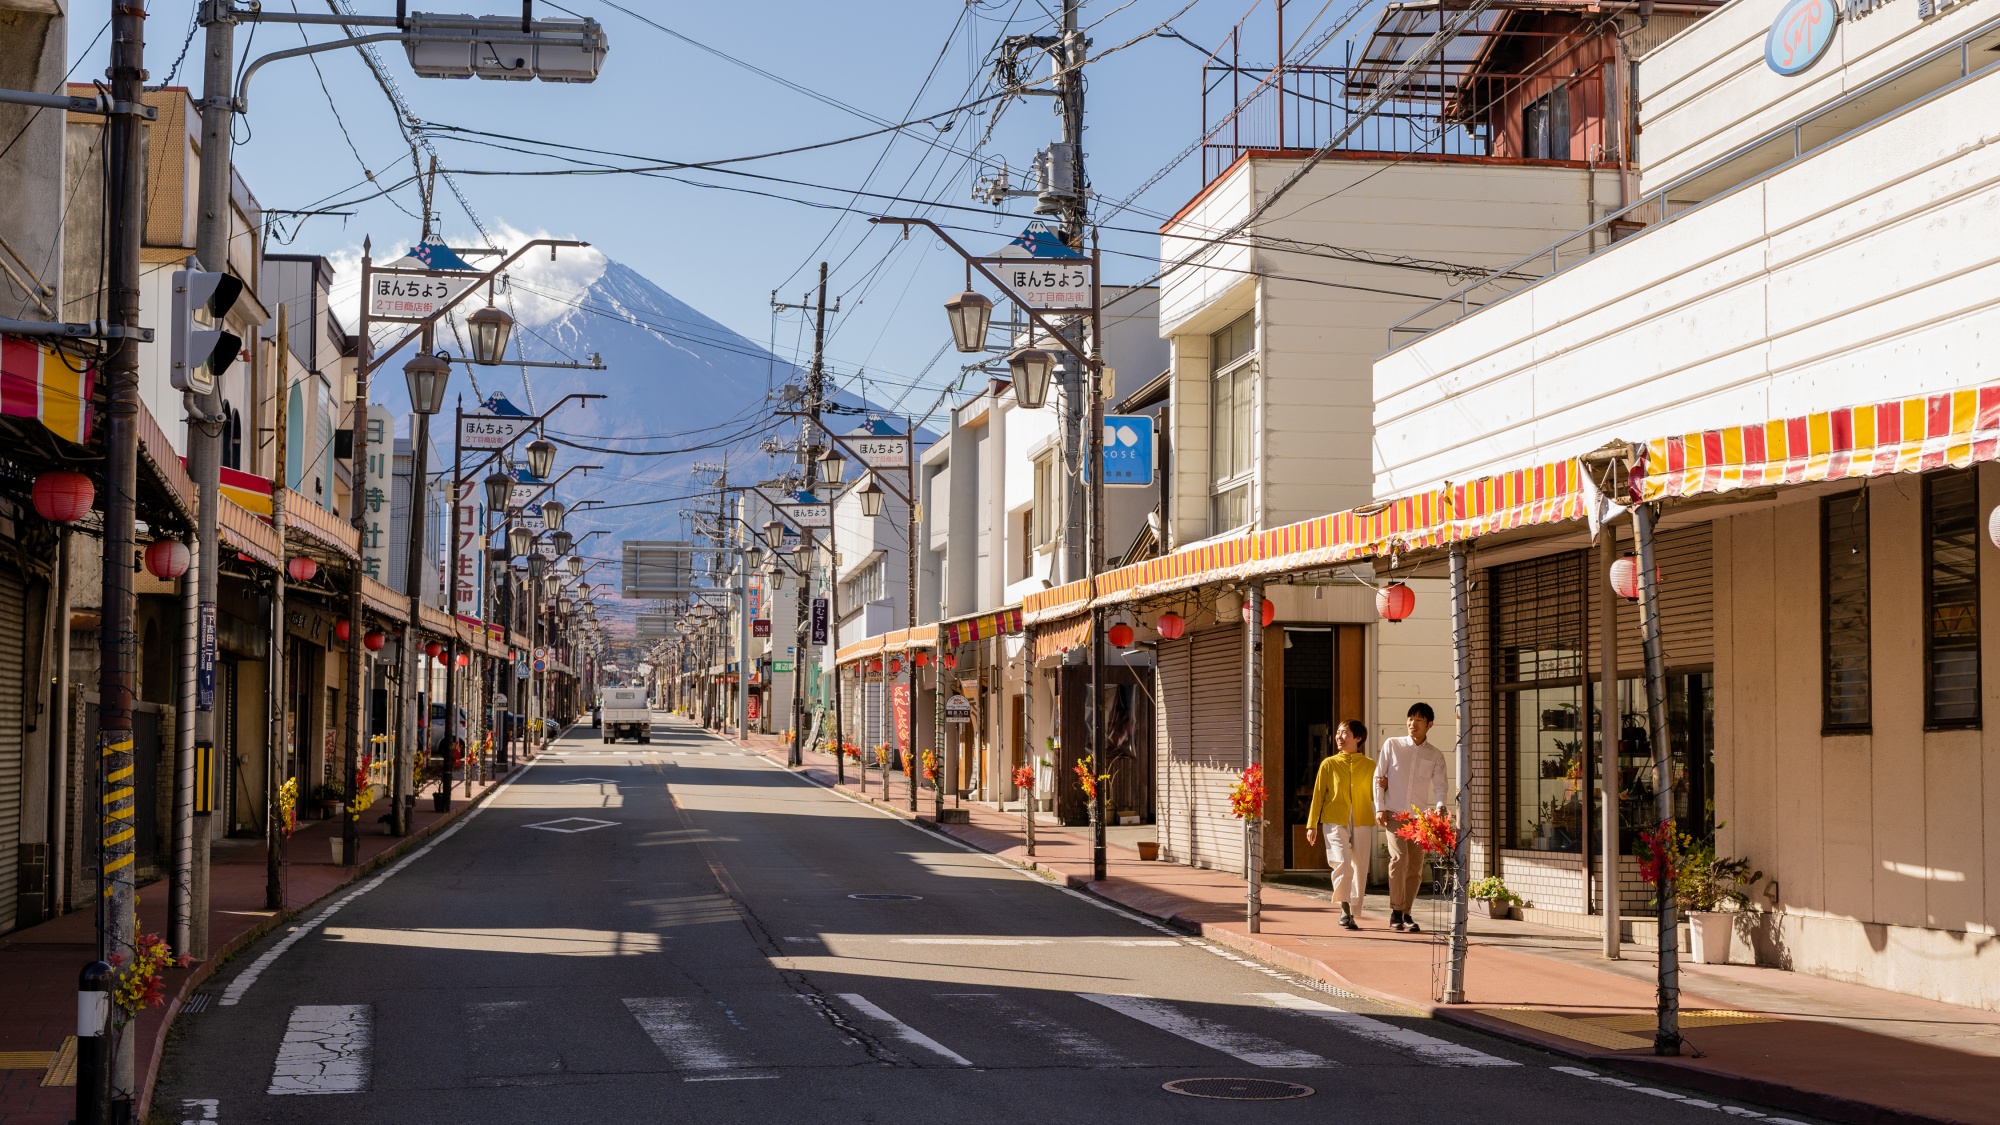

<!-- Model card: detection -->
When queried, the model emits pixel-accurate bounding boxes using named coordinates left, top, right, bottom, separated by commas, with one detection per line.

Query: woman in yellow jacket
left=1304, top=720, right=1376, bottom=930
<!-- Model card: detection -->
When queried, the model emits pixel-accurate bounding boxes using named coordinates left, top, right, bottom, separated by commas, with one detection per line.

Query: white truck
left=599, top=687, right=652, bottom=744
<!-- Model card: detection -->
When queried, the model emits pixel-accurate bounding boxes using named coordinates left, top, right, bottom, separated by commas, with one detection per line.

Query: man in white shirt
left=1375, top=702, right=1447, bottom=933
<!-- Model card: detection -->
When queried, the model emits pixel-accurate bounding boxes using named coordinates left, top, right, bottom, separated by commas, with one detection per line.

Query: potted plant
left=1673, top=830, right=1761, bottom=965
left=313, top=782, right=342, bottom=820
left=1468, top=876, right=1525, bottom=918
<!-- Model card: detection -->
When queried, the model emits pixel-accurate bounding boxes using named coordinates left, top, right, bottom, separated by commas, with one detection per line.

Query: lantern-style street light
left=817, top=448, right=847, bottom=486
left=944, top=288, right=993, bottom=353
left=466, top=304, right=515, bottom=365
left=509, top=525, right=534, bottom=557
left=763, top=518, right=785, bottom=550
left=567, top=554, right=584, bottom=578
left=404, top=352, right=451, bottom=415
left=526, top=437, right=557, bottom=480
left=551, top=529, right=574, bottom=555
left=1008, top=346, right=1055, bottom=410
left=484, top=470, right=512, bottom=513
left=858, top=478, right=886, bottom=518
left=541, top=499, right=566, bottom=534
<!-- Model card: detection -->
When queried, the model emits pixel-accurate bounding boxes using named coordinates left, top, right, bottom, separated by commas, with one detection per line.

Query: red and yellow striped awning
left=941, top=607, right=1022, bottom=649
left=1025, top=382, right=2000, bottom=623
left=1, top=335, right=93, bottom=444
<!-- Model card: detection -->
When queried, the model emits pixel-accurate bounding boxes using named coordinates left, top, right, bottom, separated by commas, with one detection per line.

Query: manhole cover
left=847, top=893, right=922, bottom=901
left=1163, top=1078, right=1315, bottom=1101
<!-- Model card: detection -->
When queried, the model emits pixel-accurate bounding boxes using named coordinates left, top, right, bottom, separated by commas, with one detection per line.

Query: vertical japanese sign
left=810, top=597, right=829, bottom=646
left=891, top=682, right=912, bottom=752
left=360, top=411, right=392, bottom=583
left=455, top=486, right=483, bottom=617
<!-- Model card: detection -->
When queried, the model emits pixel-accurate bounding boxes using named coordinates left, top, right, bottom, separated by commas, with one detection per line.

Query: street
left=152, top=717, right=1818, bottom=1124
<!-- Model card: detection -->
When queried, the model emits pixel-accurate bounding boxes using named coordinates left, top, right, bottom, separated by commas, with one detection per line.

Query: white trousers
left=1322, top=823, right=1373, bottom=907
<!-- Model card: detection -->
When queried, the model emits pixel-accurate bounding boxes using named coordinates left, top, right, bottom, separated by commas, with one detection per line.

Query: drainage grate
left=180, top=992, right=212, bottom=1014
left=847, top=893, right=922, bottom=901
left=1164, top=1078, right=1314, bottom=1101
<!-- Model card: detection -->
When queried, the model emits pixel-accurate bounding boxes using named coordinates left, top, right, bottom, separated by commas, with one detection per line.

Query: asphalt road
left=155, top=716, right=1822, bottom=1123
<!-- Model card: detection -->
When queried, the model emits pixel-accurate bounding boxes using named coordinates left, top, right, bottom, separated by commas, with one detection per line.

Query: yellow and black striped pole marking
left=193, top=741, right=214, bottom=816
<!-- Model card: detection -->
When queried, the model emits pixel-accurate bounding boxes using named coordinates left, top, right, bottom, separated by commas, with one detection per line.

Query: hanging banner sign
left=784, top=502, right=831, bottom=529
left=367, top=268, right=480, bottom=322
left=850, top=435, right=908, bottom=468
left=1101, top=413, right=1155, bottom=487
left=991, top=221, right=1090, bottom=309
left=811, top=597, right=829, bottom=646
left=891, top=683, right=912, bottom=751
left=752, top=619, right=771, bottom=638
left=461, top=412, right=534, bottom=450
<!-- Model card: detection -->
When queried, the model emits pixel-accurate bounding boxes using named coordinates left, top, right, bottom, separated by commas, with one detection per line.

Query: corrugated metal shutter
left=1182, top=626, right=1247, bottom=874
left=1155, top=639, right=1191, bottom=864
left=0, top=569, right=25, bottom=933
left=1616, top=523, right=1714, bottom=672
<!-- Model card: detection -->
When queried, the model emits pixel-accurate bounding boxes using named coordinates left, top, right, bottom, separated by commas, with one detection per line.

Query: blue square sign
left=1102, top=414, right=1155, bottom=487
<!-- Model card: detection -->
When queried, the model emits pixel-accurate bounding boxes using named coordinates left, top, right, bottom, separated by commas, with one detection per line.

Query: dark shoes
left=1338, top=905, right=1359, bottom=930
left=1389, top=910, right=1423, bottom=933
left=1390, top=910, right=1407, bottom=932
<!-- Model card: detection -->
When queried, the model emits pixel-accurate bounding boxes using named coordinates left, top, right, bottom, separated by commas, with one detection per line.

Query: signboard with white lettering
left=945, top=693, right=973, bottom=724
left=1101, top=414, right=1155, bottom=487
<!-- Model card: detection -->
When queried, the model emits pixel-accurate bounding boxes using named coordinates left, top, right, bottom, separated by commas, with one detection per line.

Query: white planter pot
left=329, top=838, right=346, bottom=865
left=1688, top=911, right=1733, bottom=964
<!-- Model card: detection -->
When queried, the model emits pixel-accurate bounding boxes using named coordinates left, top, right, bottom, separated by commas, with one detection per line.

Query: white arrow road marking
left=1078, top=994, right=1332, bottom=1068
left=624, top=998, right=746, bottom=1070
left=267, top=1005, right=371, bottom=1095
left=1254, top=993, right=1519, bottom=1066
left=523, top=817, right=618, bottom=833
left=836, top=993, right=972, bottom=1065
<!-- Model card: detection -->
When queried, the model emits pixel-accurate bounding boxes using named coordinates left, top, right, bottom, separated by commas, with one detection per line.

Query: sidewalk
left=717, top=719, right=2000, bottom=1125
left=0, top=766, right=516, bottom=1125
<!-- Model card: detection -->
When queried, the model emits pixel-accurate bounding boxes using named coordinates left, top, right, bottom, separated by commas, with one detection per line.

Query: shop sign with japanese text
left=368, top=268, right=479, bottom=322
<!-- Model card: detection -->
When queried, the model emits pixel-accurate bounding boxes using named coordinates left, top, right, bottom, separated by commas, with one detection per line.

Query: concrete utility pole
left=780, top=263, right=831, bottom=768
left=96, top=0, right=148, bottom=1112
left=266, top=312, right=289, bottom=911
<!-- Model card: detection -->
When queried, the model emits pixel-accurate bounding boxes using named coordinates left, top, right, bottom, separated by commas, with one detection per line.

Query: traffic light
left=171, top=270, right=245, bottom=395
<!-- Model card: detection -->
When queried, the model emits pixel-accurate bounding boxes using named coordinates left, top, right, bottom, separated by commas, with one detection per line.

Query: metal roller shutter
left=1186, top=626, right=1247, bottom=874
left=0, top=569, right=25, bottom=934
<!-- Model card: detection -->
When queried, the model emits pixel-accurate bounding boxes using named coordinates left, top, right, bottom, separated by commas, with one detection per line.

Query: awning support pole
left=1632, top=498, right=1681, bottom=1056
left=1445, top=542, right=1471, bottom=1003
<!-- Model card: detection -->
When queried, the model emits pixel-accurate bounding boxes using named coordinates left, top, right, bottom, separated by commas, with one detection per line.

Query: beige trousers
left=1385, top=831, right=1426, bottom=913
left=1322, top=824, right=1372, bottom=907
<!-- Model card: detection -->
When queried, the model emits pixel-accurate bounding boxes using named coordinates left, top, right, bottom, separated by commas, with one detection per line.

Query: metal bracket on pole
left=0, top=316, right=152, bottom=341
left=0, top=87, right=156, bottom=119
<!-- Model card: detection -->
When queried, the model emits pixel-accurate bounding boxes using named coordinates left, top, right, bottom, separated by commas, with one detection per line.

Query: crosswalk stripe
left=935, top=993, right=1130, bottom=1066
left=837, top=993, right=972, bottom=1065
left=624, top=998, right=745, bottom=1070
left=1078, top=994, right=1332, bottom=1068
left=1254, top=993, right=1520, bottom=1067
left=267, top=1005, right=371, bottom=1095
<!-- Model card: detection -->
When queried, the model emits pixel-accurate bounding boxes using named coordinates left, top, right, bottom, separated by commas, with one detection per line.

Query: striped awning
left=941, top=606, right=1022, bottom=648
left=1025, top=381, right=2000, bottom=621
left=1032, top=612, right=1092, bottom=654
left=1, top=335, right=93, bottom=443
left=835, top=624, right=938, bottom=667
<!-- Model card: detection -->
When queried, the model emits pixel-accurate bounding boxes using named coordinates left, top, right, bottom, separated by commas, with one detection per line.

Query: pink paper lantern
left=1240, top=597, right=1275, bottom=628
left=143, top=539, right=190, bottom=580
left=1609, top=555, right=1641, bottom=601
left=287, top=556, right=317, bottom=583
left=1155, top=611, right=1185, bottom=640
left=31, top=470, right=93, bottom=523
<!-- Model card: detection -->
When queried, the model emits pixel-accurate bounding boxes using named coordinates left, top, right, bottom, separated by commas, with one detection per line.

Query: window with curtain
left=1522, top=87, right=1571, bottom=160
left=1823, top=491, right=1870, bottom=732
left=1925, top=470, right=1980, bottom=727
left=1209, top=312, right=1255, bottom=534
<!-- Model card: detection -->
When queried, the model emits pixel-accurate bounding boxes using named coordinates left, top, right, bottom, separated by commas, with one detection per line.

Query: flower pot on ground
left=1688, top=911, right=1736, bottom=964
left=432, top=791, right=449, bottom=812
left=329, top=838, right=346, bottom=865
left=1136, top=841, right=1160, bottom=861
left=1466, top=875, right=1524, bottom=919
left=1481, top=899, right=1514, bottom=919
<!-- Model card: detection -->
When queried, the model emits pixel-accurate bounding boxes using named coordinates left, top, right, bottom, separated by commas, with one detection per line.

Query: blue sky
left=71, top=0, right=1382, bottom=418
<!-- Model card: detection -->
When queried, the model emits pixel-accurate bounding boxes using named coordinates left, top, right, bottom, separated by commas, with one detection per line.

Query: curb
left=729, top=732, right=1961, bottom=1125
left=133, top=764, right=522, bottom=1122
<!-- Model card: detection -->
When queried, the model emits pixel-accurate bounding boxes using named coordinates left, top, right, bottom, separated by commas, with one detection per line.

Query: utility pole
left=183, top=0, right=241, bottom=962
left=773, top=264, right=834, bottom=767
left=96, top=0, right=148, bottom=1114
left=266, top=312, right=289, bottom=911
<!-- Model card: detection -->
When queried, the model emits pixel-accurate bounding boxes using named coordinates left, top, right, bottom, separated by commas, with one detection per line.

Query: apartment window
left=1031, top=452, right=1059, bottom=548
left=1822, top=491, right=1870, bottom=732
left=1925, top=470, right=1981, bottom=727
left=1522, top=87, right=1571, bottom=161
left=844, top=556, right=886, bottom=607
left=1209, top=312, right=1255, bottom=534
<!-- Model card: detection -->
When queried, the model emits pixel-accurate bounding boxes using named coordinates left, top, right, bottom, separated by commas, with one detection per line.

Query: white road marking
left=624, top=997, right=745, bottom=1070
left=220, top=762, right=538, bottom=1006
left=684, top=1074, right=778, bottom=1082
left=936, top=993, right=1129, bottom=1066
left=179, top=1097, right=219, bottom=1123
left=523, top=817, right=618, bottom=833
left=887, top=937, right=1180, bottom=947
left=1254, top=992, right=1519, bottom=1067
left=1078, top=993, right=1332, bottom=1068
left=1551, top=1066, right=1811, bottom=1121
left=267, top=1005, right=371, bottom=1095
left=837, top=993, right=972, bottom=1065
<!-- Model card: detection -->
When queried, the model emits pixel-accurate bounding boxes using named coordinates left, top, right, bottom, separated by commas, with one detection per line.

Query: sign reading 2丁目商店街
left=1765, top=0, right=1839, bottom=76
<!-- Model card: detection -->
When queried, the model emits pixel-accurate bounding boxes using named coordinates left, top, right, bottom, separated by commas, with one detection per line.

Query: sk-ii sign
left=1765, top=0, right=1838, bottom=76
left=1101, top=414, right=1155, bottom=487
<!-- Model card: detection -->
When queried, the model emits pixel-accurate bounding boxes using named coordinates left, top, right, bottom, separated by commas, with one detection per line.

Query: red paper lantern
left=334, top=619, right=351, bottom=642
left=436, top=652, right=449, bottom=666
left=31, top=470, right=93, bottom=523
left=913, top=651, right=929, bottom=667
left=456, top=652, right=470, bottom=667
left=1609, top=555, right=1642, bottom=601
left=868, top=658, right=882, bottom=673
left=1240, top=597, right=1276, bottom=628
left=143, top=539, right=190, bottom=580
left=889, top=658, right=903, bottom=674
left=943, top=653, right=957, bottom=670
left=1107, top=622, right=1135, bottom=648
left=363, top=630, right=386, bottom=652
left=1989, top=505, right=2000, bottom=550
left=286, top=555, right=317, bottom=583
left=1155, top=611, right=1185, bottom=640
left=1377, top=581, right=1416, bottom=622
left=424, top=640, right=442, bottom=659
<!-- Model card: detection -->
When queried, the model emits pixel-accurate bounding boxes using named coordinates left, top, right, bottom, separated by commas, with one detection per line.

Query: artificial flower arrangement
left=1228, top=763, right=1266, bottom=822
left=1072, top=758, right=1109, bottom=800
left=843, top=741, right=862, bottom=761
left=109, top=932, right=188, bottom=1025
left=277, top=777, right=298, bottom=838
left=1011, top=763, right=1035, bottom=792
left=921, top=749, right=940, bottom=786
left=873, top=744, right=890, bottom=769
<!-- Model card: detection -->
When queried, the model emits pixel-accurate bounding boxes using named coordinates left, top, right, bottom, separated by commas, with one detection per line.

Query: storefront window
left=1598, top=673, right=1714, bottom=849
left=1924, top=469, right=1979, bottom=728
left=1508, top=682, right=1584, bottom=851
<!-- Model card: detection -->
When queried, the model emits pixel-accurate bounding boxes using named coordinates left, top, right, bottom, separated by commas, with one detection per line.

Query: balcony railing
left=1202, top=62, right=1490, bottom=183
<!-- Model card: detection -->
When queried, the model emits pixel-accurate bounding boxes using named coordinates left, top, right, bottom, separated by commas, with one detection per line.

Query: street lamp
left=404, top=351, right=451, bottom=415
left=944, top=288, right=993, bottom=353
left=526, top=437, right=557, bottom=480
left=551, top=529, right=574, bottom=555
left=1007, top=346, right=1055, bottom=410
left=484, top=469, right=512, bottom=513
left=567, top=555, right=583, bottom=578
left=509, top=525, right=534, bottom=557
left=763, top=519, right=785, bottom=550
left=541, top=499, right=566, bottom=533
left=466, top=303, right=515, bottom=365
left=747, top=544, right=767, bottom=570
left=858, top=478, right=886, bottom=518
left=818, top=448, right=848, bottom=486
